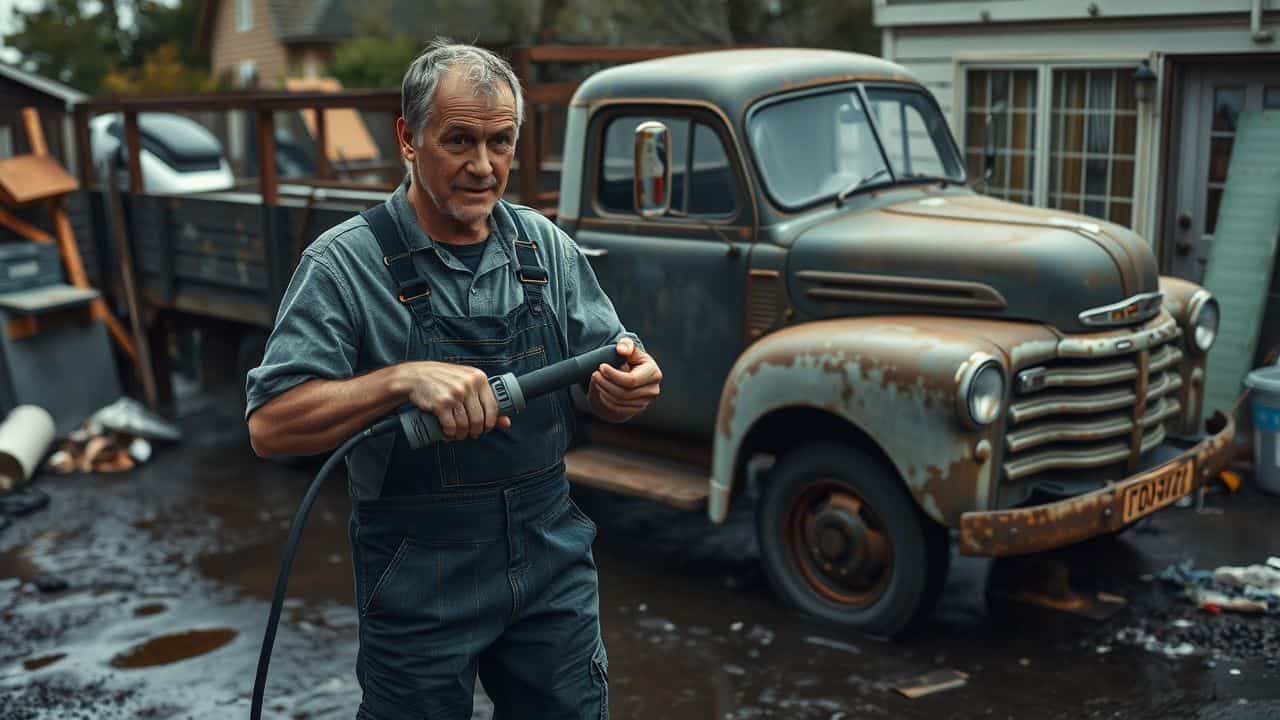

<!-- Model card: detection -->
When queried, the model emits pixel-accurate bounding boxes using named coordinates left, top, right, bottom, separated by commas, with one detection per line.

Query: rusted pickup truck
left=553, top=48, right=1234, bottom=636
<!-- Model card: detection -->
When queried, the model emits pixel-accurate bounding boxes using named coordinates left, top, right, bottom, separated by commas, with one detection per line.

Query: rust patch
left=133, top=602, right=168, bottom=617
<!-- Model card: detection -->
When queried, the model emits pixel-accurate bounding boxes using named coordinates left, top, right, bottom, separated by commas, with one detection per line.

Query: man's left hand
left=588, top=338, right=661, bottom=423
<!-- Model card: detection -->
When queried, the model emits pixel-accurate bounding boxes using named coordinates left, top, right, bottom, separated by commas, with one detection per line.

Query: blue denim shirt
left=246, top=177, right=636, bottom=421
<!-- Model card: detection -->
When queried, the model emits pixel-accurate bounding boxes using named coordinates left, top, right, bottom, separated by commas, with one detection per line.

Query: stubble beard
left=413, top=164, right=495, bottom=226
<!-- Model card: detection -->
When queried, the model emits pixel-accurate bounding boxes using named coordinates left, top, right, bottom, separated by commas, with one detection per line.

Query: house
left=873, top=0, right=1279, bottom=265
left=195, top=0, right=506, bottom=89
left=0, top=63, right=86, bottom=167
left=874, top=0, right=1280, bottom=361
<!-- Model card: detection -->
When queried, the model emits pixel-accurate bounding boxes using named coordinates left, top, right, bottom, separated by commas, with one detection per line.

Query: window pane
left=599, top=116, right=688, bottom=214
left=1206, top=186, right=1223, bottom=234
left=1113, top=114, right=1137, bottom=155
left=688, top=123, right=736, bottom=216
left=1047, top=67, right=1136, bottom=227
left=965, top=68, right=1038, bottom=205
left=1209, top=137, right=1233, bottom=183
left=1266, top=87, right=1280, bottom=110
left=1212, top=87, right=1244, bottom=131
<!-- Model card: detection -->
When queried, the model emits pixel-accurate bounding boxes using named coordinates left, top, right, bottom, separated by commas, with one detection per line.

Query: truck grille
left=1003, top=333, right=1184, bottom=483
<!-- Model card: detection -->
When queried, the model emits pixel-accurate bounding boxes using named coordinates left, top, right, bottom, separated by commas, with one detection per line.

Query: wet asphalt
left=1, top=386, right=1278, bottom=719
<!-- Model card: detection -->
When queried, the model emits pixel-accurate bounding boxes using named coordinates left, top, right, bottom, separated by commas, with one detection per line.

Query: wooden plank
left=256, top=109, right=278, bottom=207
left=0, top=155, right=78, bottom=205
left=514, top=48, right=539, bottom=208
left=104, top=155, right=161, bottom=409
left=0, top=207, right=55, bottom=244
left=565, top=445, right=709, bottom=510
left=123, top=110, right=143, bottom=194
left=523, top=45, right=725, bottom=63
left=21, top=108, right=48, bottom=156
left=74, top=106, right=94, bottom=187
left=1201, top=111, right=1280, bottom=418
left=81, top=90, right=402, bottom=114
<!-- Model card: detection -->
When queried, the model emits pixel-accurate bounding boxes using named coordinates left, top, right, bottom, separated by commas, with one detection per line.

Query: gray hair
left=401, top=38, right=524, bottom=143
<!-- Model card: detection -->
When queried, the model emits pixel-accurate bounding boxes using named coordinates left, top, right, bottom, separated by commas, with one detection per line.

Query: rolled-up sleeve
left=244, top=254, right=360, bottom=419
left=560, top=233, right=641, bottom=356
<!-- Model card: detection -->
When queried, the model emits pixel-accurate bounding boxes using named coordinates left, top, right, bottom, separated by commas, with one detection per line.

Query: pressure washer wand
left=250, top=344, right=626, bottom=719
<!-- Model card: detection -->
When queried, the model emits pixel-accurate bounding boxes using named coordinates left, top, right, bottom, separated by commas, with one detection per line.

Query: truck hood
left=788, top=193, right=1159, bottom=334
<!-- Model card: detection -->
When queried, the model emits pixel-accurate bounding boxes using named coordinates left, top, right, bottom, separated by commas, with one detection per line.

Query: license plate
left=1121, top=459, right=1194, bottom=523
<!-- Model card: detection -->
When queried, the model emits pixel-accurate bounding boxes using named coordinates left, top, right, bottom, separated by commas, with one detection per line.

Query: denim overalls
left=350, top=201, right=608, bottom=719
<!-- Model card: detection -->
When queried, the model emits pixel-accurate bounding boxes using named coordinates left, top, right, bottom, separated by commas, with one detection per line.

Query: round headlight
left=1191, top=296, right=1218, bottom=352
left=958, top=357, right=1005, bottom=427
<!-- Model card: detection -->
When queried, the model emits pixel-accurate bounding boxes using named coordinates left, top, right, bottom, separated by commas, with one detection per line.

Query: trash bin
left=1245, top=366, right=1280, bottom=496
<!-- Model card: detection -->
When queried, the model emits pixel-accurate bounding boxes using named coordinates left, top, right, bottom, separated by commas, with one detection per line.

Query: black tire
left=757, top=443, right=950, bottom=638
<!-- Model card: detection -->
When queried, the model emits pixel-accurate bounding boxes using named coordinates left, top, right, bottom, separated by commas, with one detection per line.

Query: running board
left=565, top=445, right=709, bottom=510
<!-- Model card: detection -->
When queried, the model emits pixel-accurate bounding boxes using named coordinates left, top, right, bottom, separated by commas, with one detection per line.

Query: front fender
left=710, top=316, right=1058, bottom=526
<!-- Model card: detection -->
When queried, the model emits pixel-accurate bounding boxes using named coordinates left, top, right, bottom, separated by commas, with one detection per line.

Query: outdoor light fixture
left=1133, top=60, right=1157, bottom=104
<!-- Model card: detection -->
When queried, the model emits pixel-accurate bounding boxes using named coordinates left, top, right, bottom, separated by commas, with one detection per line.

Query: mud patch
left=21, top=653, right=65, bottom=671
left=109, top=628, right=237, bottom=669
left=132, top=603, right=167, bottom=617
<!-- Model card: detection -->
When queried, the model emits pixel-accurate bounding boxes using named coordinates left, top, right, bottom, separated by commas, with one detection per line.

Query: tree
left=330, top=35, right=421, bottom=90
left=102, top=43, right=214, bottom=94
left=4, top=0, right=208, bottom=95
left=5, top=0, right=118, bottom=93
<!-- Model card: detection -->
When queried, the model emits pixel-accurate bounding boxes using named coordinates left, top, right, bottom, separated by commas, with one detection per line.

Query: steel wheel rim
left=783, top=478, right=892, bottom=607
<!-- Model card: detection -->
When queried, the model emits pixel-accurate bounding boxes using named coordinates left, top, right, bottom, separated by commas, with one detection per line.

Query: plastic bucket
left=1245, top=366, right=1280, bottom=496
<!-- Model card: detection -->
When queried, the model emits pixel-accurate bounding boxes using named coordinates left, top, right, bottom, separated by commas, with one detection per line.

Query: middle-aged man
left=245, top=39, right=661, bottom=719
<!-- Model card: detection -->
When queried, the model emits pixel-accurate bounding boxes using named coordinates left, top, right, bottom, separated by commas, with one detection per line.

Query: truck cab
left=554, top=49, right=1234, bottom=636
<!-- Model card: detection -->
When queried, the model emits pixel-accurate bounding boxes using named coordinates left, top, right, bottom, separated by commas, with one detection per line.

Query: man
left=246, top=39, right=661, bottom=719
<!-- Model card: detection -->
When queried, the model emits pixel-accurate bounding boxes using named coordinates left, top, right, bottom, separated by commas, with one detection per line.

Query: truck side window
left=688, top=123, right=737, bottom=216
left=599, top=116, right=689, bottom=214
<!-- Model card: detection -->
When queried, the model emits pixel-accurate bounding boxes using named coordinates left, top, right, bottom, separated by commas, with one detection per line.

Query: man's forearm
left=248, top=366, right=410, bottom=457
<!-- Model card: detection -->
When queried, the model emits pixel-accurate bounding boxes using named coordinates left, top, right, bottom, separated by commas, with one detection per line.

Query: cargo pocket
left=590, top=640, right=609, bottom=720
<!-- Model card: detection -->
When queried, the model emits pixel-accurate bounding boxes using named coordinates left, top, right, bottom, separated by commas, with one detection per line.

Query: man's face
left=404, top=70, right=517, bottom=226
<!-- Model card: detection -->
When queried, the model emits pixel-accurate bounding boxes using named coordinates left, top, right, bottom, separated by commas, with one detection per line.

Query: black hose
left=250, top=418, right=397, bottom=720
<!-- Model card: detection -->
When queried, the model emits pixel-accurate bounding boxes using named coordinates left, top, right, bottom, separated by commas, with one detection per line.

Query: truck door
left=574, top=110, right=754, bottom=437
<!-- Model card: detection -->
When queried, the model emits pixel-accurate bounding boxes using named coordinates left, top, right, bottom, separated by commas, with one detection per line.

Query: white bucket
left=0, top=405, right=55, bottom=491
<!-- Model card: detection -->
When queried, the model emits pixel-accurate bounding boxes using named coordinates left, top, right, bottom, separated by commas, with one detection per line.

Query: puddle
left=22, top=653, right=66, bottom=670
left=109, top=628, right=238, bottom=668
left=133, top=602, right=167, bottom=617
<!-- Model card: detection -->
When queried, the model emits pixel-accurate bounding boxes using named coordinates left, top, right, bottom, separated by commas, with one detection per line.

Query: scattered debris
left=730, top=621, right=744, bottom=632
left=1269, top=557, right=1280, bottom=571
left=803, top=636, right=861, bottom=655
left=90, top=397, right=181, bottom=442
left=1213, top=565, right=1280, bottom=593
left=1219, top=470, right=1242, bottom=492
left=893, top=669, right=968, bottom=699
left=1160, top=560, right=1279, bottom=614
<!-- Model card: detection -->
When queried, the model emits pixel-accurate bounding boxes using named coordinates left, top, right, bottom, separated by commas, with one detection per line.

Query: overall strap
left=502, top=200, right=547, bottom=315
left=360, top=203, right=433, bottom=322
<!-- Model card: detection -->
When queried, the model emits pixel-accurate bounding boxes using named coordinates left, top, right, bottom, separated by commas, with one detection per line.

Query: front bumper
left=958, top=412, right=1235, bottom=557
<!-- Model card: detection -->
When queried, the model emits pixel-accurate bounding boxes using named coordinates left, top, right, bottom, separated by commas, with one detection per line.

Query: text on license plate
left=1121, top=459, right=1194, bottom=523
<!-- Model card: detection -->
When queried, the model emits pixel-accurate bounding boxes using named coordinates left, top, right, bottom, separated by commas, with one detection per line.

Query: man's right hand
left=397, top=361, right=511, bottom=441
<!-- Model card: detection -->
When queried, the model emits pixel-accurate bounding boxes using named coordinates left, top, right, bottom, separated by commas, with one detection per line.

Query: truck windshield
left=749, top=85, right=965, bottom=209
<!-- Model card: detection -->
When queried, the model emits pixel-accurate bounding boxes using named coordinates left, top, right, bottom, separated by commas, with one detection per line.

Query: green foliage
left=330, top=35, right=421, bottom=90
left=6, top=0, right=118, bottom=93
left=102, top=43, right=214, bottom=94
left=4, top=0, right=207, bottom=95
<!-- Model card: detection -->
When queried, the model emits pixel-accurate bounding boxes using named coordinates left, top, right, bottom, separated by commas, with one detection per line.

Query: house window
left=963, top=64, right=1142, bottom=228
left=1048, top=69, right=1137, bottom=227
left=236, top=0, right=253, bottom=32
left=964, top=69, right=1038, bottom=205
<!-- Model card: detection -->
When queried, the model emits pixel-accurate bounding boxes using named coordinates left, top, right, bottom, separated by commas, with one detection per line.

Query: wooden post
left=123, top=110, right=143, bottom=193
left=103, top=154, right=160, bottom=410
left=513, top=47, right=538, bottom=207
left=73, top=105, right=94, bottom=188
left=314, top=105, right=330, bottom=180
left=21, top=108, right=48, bottom=156
left=256, top=107, right=277, bottom=206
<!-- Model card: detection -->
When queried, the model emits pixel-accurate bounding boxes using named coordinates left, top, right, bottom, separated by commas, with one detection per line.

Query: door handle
left=579, top=246, right=608, bottom=258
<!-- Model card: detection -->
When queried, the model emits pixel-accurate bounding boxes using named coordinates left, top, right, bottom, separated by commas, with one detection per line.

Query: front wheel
left=757, top=443, right=950, bottom=638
